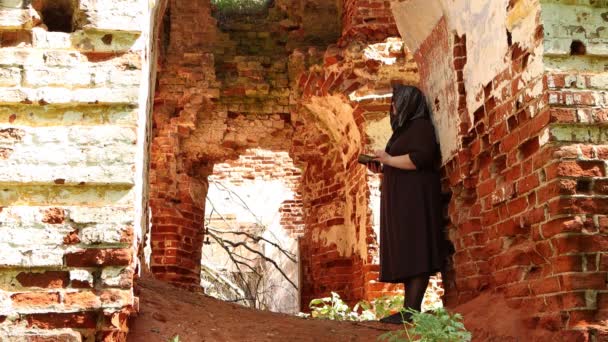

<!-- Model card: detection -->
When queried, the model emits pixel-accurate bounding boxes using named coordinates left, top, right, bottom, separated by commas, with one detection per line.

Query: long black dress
left=379, top=118, right=446, bottom=283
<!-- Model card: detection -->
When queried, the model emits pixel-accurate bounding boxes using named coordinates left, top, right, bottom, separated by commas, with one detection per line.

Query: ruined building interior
left=0, top=0, right=607, bottom=340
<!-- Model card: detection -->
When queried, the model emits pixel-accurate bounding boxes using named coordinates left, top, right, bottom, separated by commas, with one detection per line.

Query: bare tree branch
left=202, top=183, right=299, bottom=310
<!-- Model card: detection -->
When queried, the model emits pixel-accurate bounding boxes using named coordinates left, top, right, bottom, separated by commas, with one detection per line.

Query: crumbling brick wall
left=392, top=0, right=608, bottom=339
left=0, top=0, right=152, bottom=340
left=149, top=0, right=431, bottom=310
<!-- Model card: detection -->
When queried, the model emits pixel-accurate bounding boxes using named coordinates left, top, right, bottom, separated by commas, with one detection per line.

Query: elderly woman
left=368, top=85, right=447, bottom=324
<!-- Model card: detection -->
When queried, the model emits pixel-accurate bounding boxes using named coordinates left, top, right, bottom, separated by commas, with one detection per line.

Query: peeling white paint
left=391, top=0, right=443, bottom=53
left=506, top=0, right=540, bottom=50
left=315, top=224, right=354, bottom=257
left=443, top=0, right=511, bottom=115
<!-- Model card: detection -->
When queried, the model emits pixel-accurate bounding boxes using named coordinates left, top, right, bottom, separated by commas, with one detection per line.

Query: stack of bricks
left=0, top=0, right=148, bottom=340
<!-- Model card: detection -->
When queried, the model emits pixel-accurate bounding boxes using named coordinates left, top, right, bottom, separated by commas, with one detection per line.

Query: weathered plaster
left=303, top=96, right=361, bottom=169
left=365, top=116, right=392, bottom=151
left=390, top=0, right=443, bottom=53
left=442, top=0, right=511, bottom=115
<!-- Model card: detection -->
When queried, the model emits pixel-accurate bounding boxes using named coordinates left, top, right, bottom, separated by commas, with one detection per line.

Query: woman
left=369, top=85, right=446, bottom=324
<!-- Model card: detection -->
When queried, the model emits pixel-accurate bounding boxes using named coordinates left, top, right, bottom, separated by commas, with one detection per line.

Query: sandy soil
left=128, top=274, right=396, bottom=342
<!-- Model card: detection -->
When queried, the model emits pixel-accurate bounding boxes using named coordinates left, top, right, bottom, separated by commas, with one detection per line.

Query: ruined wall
left=149, top=0, right=434, bottom=309
left=0, top=0, right=152, bottom=340
left=149, top=0, right=299, bottom=289
left=291, top=30, right=422, bottom=304
left=391, top=0, right=608, bottom=339
left=149, top=0, right=217, bottom=290
left=539, top=0, right=608, bottom=337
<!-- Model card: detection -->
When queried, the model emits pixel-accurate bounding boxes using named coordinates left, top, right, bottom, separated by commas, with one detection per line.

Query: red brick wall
left=408, top=2, right=607, bottom=338
left=149, top=0, right=435, bottom=312
left=208, top=149, right=304, bottom=237
left=294, top=30, right=420, bottom=306
left=149, top=0, right=218, bottom=289
left=341, top=0, right=399, bottom=45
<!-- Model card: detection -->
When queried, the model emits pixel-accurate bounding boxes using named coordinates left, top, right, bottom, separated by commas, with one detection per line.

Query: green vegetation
left=307, top=292, right=471, bottom=341
left=308, top=292, right=405, bottom=321
left=211, top=0, right=269, bottom=14
left=378, top=308, right=472, bottom=342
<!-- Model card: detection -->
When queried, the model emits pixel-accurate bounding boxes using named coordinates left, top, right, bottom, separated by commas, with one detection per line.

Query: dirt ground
left=128, top=274, right=395, bottom=342
left=128, top=274, right=573, bottom=342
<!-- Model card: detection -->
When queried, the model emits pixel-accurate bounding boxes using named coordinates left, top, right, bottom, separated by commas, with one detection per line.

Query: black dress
left=379, top=118, right=446, bottom=283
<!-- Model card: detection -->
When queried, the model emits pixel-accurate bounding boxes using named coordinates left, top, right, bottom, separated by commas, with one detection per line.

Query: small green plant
left=309, top=291, right=359, bottom=321
left=378, top=308, right=471, bottom=342
left=358, top=294, right=404, bottom=320
left=168, top=336, right=180, bottom=342
left=308, top=292, right=404, bottom=321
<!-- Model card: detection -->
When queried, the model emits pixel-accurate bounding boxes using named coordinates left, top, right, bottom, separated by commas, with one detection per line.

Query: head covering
left=386, top=85, right=432, bottom=151
left=390, top=85, right=430, bottom=131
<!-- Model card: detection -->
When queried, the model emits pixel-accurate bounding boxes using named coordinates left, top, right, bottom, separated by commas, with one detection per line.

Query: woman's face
left=390, top=101, right=397, bottom=118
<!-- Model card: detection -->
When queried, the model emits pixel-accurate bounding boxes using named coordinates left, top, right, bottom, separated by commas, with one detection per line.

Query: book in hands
left=358, top=154, right=378, bottom=165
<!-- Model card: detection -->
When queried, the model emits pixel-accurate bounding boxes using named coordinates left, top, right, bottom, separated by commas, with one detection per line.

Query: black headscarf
left=386, top=85, right=431, bottom=151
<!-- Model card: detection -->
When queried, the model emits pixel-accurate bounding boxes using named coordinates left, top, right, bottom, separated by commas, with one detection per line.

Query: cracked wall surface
left=391, top=0, right=608, bottom=339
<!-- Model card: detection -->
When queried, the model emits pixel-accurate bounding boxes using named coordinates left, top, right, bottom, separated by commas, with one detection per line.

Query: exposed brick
left=16, top=271, right=69, bottom=289
left=64, top=249, right=132, bottom=267
left=26, top=312, right=98, bottom=329
left=41, top=208, right=65, bottom=224
left=63, top=291, right=101, bottom=309
left=11, top=292, right=60, bottom=307
left=560, top=273, right=607, bottom=291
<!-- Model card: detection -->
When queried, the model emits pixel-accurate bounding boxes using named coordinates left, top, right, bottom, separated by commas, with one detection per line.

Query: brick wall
left=341, top=0, right=399, bottom=45
left=0, top=0, right=151, bottom=340
left=149, top=0, right=436, bottom=311
left=391, top=0, right=608, bottom=338
left=293, top=30, right=431, bottom=306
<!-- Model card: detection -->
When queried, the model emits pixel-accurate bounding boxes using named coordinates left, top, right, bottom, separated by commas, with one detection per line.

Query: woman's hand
left=374, top=150, right=418, bottom=171
left=373, top=150, right=392, bottom=165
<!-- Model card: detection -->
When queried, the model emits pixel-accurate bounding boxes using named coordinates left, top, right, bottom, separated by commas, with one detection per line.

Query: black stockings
left=380, top=273, right=431, bottom=324
left=404, top=273, right=430, bottom=312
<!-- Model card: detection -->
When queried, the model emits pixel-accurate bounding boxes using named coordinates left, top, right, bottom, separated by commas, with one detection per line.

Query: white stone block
left=23, top=67, right=92, bottom=87
left=100, top=267, right=127, bottom=287
left=0, top=126, right=137, bottom=184
left=43, top=51, right=86, bottom=67
left=0, top=48, right=44, bottom=66
left=0, top=67, right=22, bottom=87
left=0, top=245, right=64, bottom=267
left=588, top=74, right=608, bottom=90
left=79, top=223, right=128, bottom=244
left=32, top=28, right=71, bottom=49
left=70, top=269, right=94, bottom=284
left=0, top=88, right=27, bottom=103
left=0, top=9, right=32, bottom=30
left=68, top=206, right=133, bottom=224
left=79, top=0, right=144, bottom=33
